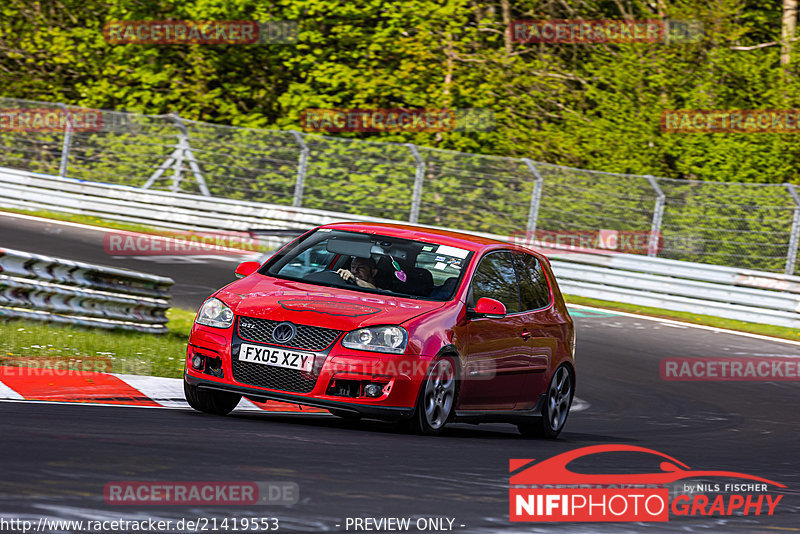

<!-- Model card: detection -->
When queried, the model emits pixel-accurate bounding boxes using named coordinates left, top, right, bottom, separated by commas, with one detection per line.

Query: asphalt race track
left=1, top=212, right=799, bottom=533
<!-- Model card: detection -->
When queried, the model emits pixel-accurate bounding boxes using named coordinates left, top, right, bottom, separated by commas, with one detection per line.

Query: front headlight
left=196, top=297, right=234, bottom=328
left=342, top=326, right=408, bottom=354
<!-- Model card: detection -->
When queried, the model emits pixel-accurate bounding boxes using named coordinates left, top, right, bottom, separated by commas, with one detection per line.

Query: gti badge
left=272, top=322, right=297, bottom=344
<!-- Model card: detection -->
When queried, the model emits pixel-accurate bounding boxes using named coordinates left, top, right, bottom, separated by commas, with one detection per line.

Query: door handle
left=521, top=330, right=531, bottom=340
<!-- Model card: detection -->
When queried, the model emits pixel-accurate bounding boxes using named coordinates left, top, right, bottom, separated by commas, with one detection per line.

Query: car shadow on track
left=183, top=410, right=639, bottom=443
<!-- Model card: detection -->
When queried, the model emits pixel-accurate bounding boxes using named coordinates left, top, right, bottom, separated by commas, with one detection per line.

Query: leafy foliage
left=2, top=0, right=800, bottom=272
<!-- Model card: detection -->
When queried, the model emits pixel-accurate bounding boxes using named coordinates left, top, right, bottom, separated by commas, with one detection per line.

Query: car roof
left=319, top=222, right=511, bottom=251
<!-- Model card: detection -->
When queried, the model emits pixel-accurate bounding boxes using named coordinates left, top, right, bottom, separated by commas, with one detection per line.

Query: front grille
left=231, top=358, right=318, bottom=393
left=237, top=317, right=342, bottom=351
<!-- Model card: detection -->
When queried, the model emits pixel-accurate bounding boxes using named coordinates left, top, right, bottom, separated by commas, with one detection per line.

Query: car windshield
left=261, top=229, right=473, bottom=301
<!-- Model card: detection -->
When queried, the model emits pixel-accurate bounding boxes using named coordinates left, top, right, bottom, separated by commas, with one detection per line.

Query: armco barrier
left=0, top=166, right=797, bottom=329
left=0, top=246, right=173, bottom=333
left=549, top=254, right=800, bottom=329
left=0, top=166, right=389, bottom=231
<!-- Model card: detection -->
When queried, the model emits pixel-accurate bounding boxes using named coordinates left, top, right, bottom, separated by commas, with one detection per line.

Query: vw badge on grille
left=272, top=322, right=297, bottom=344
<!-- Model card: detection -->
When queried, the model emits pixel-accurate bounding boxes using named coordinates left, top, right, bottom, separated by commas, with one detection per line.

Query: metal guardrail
left=1, top=166, right=797, bottom=329
left=0, top=246, right=173, bottom=333
left=548, top=254, right=800, bottom=329
left=0, top=166, right=389, bottom=232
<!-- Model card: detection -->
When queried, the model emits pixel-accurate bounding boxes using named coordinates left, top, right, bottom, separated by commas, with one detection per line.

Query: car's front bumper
left=184, top=372, right=415, bottom=420
left=187, top=319, right=431, bottom=420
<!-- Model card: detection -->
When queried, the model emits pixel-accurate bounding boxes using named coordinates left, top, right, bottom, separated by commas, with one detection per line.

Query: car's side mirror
left=234, top=261, right=260, bottom=279
left=467, top=297, right=506, bottom=319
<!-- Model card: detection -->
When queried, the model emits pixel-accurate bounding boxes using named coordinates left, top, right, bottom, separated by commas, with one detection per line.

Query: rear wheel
left=518, top=364, right=573, bottom=439
left=407, top=357, right=458, bottom=435
left=184, top=381, right=241, bottom=416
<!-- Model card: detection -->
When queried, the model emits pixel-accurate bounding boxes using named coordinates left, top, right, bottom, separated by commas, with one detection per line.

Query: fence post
left=58, top=103, right=72, bottom=177
left=174, top=115, right=210, bottom=196
left=290, top=131, right=309, bottom=207
left=522, top=158, right=544, bottom=235
left=645, top=175, right=665, bottom=257
left=168, top=114, right=187, bottom=193
left=407, top=143, right=425, bottom=223
left=144, top=114, right=209, bottom=195
left=785, top=184, right=800, bottom=275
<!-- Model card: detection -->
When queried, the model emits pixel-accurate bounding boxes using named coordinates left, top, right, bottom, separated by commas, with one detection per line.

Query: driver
left=337, top=257, right=378, bottom=289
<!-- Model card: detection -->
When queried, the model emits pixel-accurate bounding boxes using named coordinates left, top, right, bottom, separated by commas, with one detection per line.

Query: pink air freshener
left=390, top=255, right=407, bottom=282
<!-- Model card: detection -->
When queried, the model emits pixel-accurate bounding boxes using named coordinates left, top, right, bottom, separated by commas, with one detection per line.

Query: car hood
left=215, top=274, right=445, bottom=330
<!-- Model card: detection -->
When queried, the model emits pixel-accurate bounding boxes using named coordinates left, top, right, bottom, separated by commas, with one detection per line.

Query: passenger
left=337, top=257, right=378, bottom=289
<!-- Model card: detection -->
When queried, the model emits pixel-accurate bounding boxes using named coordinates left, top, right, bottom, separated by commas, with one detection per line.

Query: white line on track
left=0, top=210, right=256, bottom=255
left=0, top=210, right=146, bottom=234
left=570, top=396, right=590, bottom=413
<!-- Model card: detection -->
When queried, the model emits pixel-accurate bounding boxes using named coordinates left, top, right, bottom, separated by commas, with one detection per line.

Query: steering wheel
left=302, top=268, right=359, bottom=286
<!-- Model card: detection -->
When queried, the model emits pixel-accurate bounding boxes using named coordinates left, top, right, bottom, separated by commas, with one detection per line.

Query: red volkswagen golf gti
left=184, top=222, right=576, bottom=437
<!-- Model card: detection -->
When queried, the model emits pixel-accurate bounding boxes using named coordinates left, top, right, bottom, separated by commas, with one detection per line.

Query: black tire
left=518, top=364, right=573, bottom=439
left=406, top=356, right=458, bottom=435
left=184, top=381, right=241, bottom=416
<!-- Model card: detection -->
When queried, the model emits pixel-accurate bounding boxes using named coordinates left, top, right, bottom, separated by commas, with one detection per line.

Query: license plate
left=238, top=344, right=315, bottom=372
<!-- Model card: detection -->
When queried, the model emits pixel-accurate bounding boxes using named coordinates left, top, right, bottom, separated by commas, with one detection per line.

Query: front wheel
left=184, top=381, right=241, bottom=416
left=518, top=364, right=573, bottom=439
left=407, top=357, right=458, bottom=435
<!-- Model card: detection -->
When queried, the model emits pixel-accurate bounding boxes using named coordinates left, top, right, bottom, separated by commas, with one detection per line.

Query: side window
left=514, top=252, right=551, bottom=311
left=470, top=251, right=519, bottom=313
left=277, top=241, right=335, bottom=278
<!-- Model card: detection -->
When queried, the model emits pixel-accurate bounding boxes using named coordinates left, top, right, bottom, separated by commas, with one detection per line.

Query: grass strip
left=0, top=308, right=196, bottom=379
